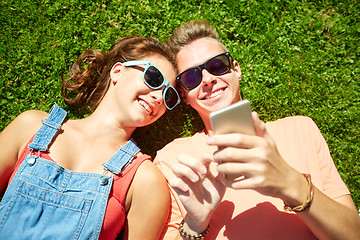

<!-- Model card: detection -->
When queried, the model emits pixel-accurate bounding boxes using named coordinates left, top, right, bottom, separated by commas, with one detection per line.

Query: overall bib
left=0, top=105, right=140, bottom=239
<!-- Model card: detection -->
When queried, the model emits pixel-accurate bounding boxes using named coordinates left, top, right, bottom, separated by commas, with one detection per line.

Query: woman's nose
left=150, top=89, right=163, bottom=104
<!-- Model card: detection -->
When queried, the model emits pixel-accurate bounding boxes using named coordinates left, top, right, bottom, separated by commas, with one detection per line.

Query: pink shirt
left=154, top=116, right=350, bottom=239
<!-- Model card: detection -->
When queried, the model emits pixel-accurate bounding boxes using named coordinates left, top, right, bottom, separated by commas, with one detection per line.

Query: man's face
left=176, top=38, right=242, bottom=120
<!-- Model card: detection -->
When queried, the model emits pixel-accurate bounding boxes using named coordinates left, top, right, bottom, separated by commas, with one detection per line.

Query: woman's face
left=176, top=38, right=242, bottom=121
left=110, top=55, right=176, bottom=128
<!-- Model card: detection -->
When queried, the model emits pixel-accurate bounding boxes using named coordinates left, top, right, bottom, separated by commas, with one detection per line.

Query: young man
left=154, top=20, right=360, bottom=239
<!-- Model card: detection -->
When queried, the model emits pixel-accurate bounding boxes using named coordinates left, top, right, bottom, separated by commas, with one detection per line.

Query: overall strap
left=103, top=139, right=140, bottom=175
left=28, top=104, right=67, bottom=151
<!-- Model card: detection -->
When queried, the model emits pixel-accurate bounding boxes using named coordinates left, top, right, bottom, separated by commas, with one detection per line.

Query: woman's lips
left=137, top=98, right=153, bottom=115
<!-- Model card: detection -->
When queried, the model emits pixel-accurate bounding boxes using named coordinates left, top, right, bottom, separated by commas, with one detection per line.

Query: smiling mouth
left=137, top=99, right=153, bottom=115
left=203, top=88, right=225, bottom=100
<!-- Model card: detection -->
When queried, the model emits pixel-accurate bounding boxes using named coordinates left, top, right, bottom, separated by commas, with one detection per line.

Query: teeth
left=138, top=99, right=152, bottom=114
left=205, top=89, right=223, bottom=99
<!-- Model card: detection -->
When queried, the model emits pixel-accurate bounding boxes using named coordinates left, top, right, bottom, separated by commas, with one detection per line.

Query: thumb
left=252, top=112, right=266, bottom=137
left=252, top=112, right=274, bottom=142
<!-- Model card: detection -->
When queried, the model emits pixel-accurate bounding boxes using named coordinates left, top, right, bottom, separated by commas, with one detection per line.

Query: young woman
left=0, top=36, right=180, bottom=239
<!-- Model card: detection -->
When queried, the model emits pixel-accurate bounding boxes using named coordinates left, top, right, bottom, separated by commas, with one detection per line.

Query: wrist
left=182, top=214, right=211, bottom=235
left=283, top=173, right=314, bottom=212
left=179, top=219, right=210, bottom=240
left=281, top=171, right=309, bottom=206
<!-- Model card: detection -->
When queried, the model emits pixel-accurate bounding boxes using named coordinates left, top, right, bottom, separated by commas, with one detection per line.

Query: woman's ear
left=232, top=60, right=242, bottom=81
left=110, top=62, right=125, bottom=85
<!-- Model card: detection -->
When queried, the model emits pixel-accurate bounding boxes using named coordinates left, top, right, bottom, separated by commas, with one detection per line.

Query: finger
left=213, top=147, right=263, bottom=164
left=172, top=162, right=200, bottom=182
left=252, top=112, right=265, bottom=137
left=168, top=177, right=190, bottom=193
left=178, top=154, right=207, bottom=176
left=252, top=111, right=276, bottom=144
left=216, top=161, right=263, bottom=177
left=207, top=133, right=260, bottom=149
left=222, top=175, right=264, bottom=189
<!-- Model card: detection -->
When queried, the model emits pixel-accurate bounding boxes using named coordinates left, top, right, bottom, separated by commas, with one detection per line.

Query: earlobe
left=233, top=60, right=242, bottom=81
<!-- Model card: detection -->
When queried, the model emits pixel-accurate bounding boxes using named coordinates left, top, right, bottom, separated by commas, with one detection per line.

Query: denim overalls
left=0, top=105, right=140, bottom=239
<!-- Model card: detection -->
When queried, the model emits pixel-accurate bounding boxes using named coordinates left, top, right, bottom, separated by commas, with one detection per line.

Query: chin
left=211, top=100, right=233, bottom=112
left=130, top=117, right=148, bottom=128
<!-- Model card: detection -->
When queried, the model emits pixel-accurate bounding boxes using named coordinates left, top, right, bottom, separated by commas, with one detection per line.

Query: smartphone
left=209, top=100, right=255, bottom=180
left=210, top=100, right=255, bottom=135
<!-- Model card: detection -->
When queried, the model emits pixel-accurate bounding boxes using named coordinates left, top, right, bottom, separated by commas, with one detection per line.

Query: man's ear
left=232, top=60, right=242, bottom=81
left=110, top=62, right=125, bottom=85
left=177, top=87, right=190, bottom=105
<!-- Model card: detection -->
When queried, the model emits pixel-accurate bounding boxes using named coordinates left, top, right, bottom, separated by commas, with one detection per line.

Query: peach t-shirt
left=154, top=116, right=350, bottom=239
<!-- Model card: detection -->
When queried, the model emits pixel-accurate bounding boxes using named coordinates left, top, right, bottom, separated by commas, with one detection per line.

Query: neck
left=83, top=105, right=136, bottom=143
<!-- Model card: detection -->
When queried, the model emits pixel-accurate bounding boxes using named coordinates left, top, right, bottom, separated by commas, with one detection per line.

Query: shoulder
left=266, top=115, right=315, bottom=128
left=18, top=110, right=49, bottom=137
left=0, top=110, right=49, bottom=188
left=134, top=160, right=167, bottom=188
left=265, top=116, right=326, bottom=154
left=13, top=110, right=49, bottom=127
left=1, top=110, right=48, bottom=145
left=124, top=161, right=170, bottom=238
left=129, top=160, right=169, bottom=206
left=266, top=116, right=319, bottom=135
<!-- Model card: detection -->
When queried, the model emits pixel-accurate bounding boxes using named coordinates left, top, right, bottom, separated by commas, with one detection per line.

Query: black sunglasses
left=123, top=61, right=180, bottom=110
left=176, top=52, right=232, bottom=90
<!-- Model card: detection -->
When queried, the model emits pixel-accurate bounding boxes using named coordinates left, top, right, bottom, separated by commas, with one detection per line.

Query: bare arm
left=297, top=190, right=360, bottom=240
left=0, top=110, right=46, bottom=191
left=123, top=160, right=170, bottom=240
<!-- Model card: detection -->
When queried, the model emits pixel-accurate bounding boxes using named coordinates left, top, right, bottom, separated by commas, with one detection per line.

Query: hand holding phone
left=209, top=100, right=255, bottom=179
left=210, top=100, right=255, bottom=135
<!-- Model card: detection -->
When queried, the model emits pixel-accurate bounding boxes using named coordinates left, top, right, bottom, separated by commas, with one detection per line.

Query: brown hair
left=167, top=20, right=226, bottom=56
left=61, top=36, right=175, bottom=112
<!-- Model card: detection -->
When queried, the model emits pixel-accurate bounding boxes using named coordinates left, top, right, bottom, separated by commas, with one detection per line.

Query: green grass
left=1, top=0, right=359, bottom=208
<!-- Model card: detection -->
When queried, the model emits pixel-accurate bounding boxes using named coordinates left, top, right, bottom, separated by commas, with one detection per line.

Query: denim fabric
left=0, top=105, right=139, bottom=239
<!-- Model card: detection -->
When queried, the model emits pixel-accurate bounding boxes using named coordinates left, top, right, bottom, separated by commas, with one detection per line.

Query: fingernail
left=207, top=137, right=214, bottom=145
left=191, top=174, right=199, bottom=182
left=180, top=184, right=189, bottom=192
left=199, top=165, right=207, bottom=175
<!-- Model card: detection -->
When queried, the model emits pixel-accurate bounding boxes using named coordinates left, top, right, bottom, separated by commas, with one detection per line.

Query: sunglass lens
left=180, top=68, right=202, bottom=90
left=207, top=55, right=230, bottom=75
left=144, top=66, right=163, bottom=88
left=164, top=87, right=178, bottom=109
